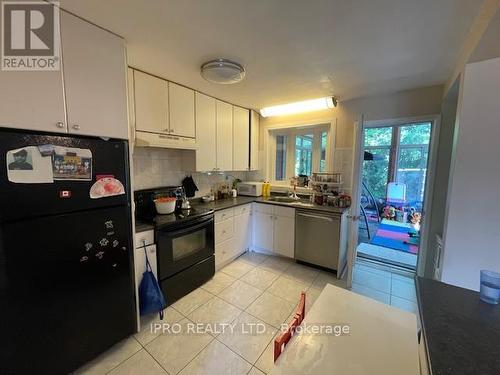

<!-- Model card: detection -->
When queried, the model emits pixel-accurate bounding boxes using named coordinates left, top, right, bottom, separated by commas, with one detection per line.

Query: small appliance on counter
left=237, top=181, right=264, bottom=196
left=135, top=187, right=215, bottom=304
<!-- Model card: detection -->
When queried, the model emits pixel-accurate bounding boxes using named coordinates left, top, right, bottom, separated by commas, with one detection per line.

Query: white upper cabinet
left=250, top=110, right=260, bottom=170
left=129, top=66, right=254, bottom=166
left=169, top=83, right=195, bottom=138
left=0, top=69, right=66, bottom=133
left=216, top=100, right=233, bottom=171
left=233, top=106, right=250, bottom=171
left=134, top=70, right=169, bottom=134
left=195, top=92, right=217, bottom=171
left=60, top=11, right=128, bottom=139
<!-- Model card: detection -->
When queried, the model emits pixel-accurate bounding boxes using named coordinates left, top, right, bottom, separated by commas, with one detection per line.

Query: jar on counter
left=314, top=193, right=324, bottom=206
left=326, top=195, right=338, bottom=207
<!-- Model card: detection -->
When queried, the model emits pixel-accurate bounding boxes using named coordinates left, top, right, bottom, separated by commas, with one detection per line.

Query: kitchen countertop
left=190, top=195, right=256, bottom=211
left=416, top=277, right=500, bottom=374
left=271, top=284, right=419, bottom=375
left=135, top=195, right=349, bottom=233
left=135, top=221, right=154, bottom=233
left=190, top=195, right=350, bottom=214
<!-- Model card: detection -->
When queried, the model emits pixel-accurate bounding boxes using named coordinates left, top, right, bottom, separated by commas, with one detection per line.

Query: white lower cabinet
left=273, top=215, right=295, bottom=258
left=215, top=204, right=252, bottom=269
left=251, top=203, right=295, bottom=258
left=215, top=238, right=235, bottom=268
left=134, top=230, right=158, bottom=286
left=135, top=243, right=158, bottom=283
left=234, top=210, right=252, bottom=254
left=133, top=230, right=157, bottom=331
left=215, top=217, right=234, bottom=245
left=252, top=211, right=274, bottom=251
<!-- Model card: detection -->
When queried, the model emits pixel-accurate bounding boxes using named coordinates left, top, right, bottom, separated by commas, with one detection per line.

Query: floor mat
left=371, top=219, right=418, bottom=254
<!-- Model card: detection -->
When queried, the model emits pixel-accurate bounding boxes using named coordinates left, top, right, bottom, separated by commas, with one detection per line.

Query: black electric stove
left=135, top=186, right=214, bottom=226
left=136, top=205, right=214, bottom=231
left=134, top=187, right=215, bottom=304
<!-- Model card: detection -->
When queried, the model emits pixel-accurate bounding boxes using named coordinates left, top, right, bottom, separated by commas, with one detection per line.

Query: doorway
left=346, top=117, right=438, bottom=313
left=357, top=121, right=432, bottom=270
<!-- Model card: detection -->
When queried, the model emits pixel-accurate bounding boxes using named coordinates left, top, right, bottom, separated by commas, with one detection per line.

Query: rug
left=371, top=219, right=419, bottom=254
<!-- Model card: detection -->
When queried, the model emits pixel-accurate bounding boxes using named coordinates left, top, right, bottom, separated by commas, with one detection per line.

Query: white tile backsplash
left=333, top=147, right=353, bottom=193
left=132, top=147, right=260, bottom=196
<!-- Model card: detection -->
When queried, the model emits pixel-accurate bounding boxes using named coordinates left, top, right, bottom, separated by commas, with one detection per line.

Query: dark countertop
left=191, top=196, right=256, bottom=211
left=190, top=195, right=350, bottom=215
left=255, top=197, right=349, bottom=214
left=416, top=277, right=500, bottom=375
left=135, top=221, right=154, bottom=233
left=135, top=195, right=349, bottom=233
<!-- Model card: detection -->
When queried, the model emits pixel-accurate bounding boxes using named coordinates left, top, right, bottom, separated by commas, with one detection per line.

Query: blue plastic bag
left=139, top=244, right=167, bottom=319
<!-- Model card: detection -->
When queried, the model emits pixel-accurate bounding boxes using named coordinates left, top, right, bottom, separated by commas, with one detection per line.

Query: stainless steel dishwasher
left=295, top=209, right=342, bottom=271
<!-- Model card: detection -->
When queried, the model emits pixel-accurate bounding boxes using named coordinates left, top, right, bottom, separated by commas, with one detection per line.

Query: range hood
left=135, top=130, right=198, bottom=150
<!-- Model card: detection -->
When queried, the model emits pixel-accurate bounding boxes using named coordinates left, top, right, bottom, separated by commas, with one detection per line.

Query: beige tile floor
left=76, top=252, right=416, bottom=375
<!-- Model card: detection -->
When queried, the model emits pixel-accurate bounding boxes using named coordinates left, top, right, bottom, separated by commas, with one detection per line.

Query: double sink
left=267, top=196, right=315, bottom=207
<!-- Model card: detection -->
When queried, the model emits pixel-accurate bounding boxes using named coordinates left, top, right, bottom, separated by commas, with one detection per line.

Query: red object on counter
left=273, top=291, right=306, bottom=362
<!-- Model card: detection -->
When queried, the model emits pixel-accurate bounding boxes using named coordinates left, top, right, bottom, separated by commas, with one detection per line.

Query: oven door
left=156, top=215, right=214, bottom=280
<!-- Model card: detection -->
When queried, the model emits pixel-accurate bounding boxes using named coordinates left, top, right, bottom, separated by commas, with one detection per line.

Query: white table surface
left=271, top=284, right=419, bottom=375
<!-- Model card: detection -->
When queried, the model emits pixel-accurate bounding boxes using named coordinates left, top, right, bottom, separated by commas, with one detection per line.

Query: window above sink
left=270, top=123, right=332, bottom=185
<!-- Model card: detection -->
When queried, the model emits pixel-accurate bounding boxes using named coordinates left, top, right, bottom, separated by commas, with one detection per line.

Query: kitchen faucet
left=289, top=177, right=300, bottom=200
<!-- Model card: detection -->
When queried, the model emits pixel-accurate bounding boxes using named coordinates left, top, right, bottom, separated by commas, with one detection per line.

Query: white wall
left=442, top=57, right=500, bottom=290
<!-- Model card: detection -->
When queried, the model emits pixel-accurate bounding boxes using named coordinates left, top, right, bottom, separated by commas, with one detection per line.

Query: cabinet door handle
left=56, top=121, right=65, bottom=128
left=170, top=129, right=174, bottom=133
left=163, top=128, right=169, bottom=132
left=72, top=124, right=80, bottom=130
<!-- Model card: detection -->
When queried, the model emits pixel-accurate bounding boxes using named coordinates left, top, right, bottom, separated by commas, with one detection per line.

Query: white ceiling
left=59, top=0, right=483, bottom=110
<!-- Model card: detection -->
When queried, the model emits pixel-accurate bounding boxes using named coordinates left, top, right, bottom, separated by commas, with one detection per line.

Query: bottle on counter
left=262, top=181, right=270, bottom=197
left=266, top=181, right=271, bottom=197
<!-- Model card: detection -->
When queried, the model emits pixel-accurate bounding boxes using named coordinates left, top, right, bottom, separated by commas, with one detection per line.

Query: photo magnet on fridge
left=6, top=146, right=54, bottom=184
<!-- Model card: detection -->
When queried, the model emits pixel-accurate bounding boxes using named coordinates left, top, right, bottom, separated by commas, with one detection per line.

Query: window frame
left=362, top=121, right=432, bottom=201
left=269, top=124, right=332, bottom=185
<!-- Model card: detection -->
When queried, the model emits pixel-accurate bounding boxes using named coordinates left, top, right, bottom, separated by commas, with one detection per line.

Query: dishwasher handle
left=297, top=212, right=337, bottom=222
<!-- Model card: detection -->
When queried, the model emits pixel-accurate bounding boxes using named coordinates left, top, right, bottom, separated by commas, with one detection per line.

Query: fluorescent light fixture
left=260, top=97, right=336, bottom=117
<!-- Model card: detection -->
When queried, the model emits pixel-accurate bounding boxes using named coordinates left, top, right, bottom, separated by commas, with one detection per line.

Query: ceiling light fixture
left=260, top=97, right=337, bottom=118
left=200, top=58, right=246, bottom=84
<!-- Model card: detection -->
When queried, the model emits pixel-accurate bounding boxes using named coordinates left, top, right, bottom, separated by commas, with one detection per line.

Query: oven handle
left=159, top=216, right=213, bottom=237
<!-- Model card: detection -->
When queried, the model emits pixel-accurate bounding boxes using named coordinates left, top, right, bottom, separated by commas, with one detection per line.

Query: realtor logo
left=1, top=1, right=60, bottom=70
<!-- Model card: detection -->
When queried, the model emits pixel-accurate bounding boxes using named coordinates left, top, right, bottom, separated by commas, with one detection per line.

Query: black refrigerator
left=0, top=129, right=137, bottom=374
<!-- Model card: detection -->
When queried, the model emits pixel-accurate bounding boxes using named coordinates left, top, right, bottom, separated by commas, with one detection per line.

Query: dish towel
left=182, top=175, right=199, bottom=198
